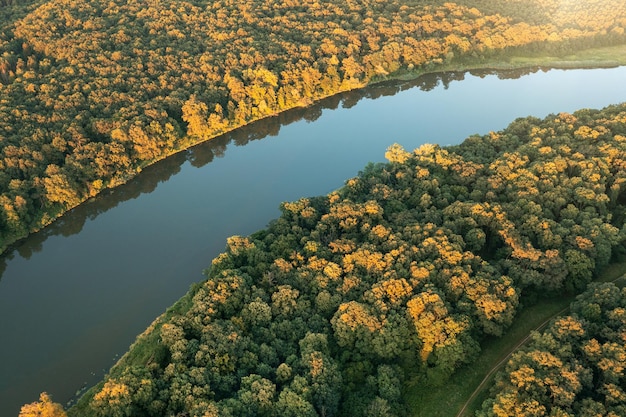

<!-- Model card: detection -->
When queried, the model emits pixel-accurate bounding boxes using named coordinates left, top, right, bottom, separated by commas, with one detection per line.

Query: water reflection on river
left=1, top=66, right=625, bottom=416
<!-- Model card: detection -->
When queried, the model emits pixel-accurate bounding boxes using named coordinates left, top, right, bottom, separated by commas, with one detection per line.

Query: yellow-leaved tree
left=19, top=392, right=66, bottom=417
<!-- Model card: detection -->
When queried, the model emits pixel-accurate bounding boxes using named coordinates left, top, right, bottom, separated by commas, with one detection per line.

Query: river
left=1, top=66, right=625, bottom=416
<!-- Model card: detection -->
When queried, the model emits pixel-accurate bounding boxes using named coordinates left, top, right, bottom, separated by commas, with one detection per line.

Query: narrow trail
left=454, top=306, right=568, bottom=417
left=455, top=274, right=626, bottom=417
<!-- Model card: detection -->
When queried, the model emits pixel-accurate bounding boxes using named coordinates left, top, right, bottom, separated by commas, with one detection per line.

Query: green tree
left=274, top=389, right=317, bottom=417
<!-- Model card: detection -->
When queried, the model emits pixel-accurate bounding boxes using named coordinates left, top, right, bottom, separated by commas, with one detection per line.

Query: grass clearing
left=405, top=261, right=626, bottom=417
left=405, top=297, right=570, bottom=417
left=508, top=44, right=626, bottom=68
left=384, top=44, right=626, bottom=90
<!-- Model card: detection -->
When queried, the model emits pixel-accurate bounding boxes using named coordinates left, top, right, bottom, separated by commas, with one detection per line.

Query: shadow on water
left=0, top=67, right=541, bottom=279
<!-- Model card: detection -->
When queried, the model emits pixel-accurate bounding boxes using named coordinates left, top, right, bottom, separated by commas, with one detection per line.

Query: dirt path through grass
left=454, top=267, right=626, bottom=417
left=454, top=306, right=568, bottom=417
left=406, top=262, right=626, bottom=417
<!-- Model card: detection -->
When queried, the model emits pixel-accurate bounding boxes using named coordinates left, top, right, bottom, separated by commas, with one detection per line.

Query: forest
left=15, top=102, right=614, bottom=416
left=2, top=0, right=626, bottom=253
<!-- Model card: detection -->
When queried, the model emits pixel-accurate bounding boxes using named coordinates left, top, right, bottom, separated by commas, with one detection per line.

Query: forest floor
left=405, top=261, right=626, bottom=417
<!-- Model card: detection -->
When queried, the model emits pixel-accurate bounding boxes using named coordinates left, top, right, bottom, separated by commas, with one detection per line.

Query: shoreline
left=3, top=44, right=626, bottom=259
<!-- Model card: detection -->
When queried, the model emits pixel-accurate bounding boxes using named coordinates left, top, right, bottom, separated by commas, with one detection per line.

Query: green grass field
left=507, top=44, right=626, bottom=68
left=384, top=44, right=626, bottom=89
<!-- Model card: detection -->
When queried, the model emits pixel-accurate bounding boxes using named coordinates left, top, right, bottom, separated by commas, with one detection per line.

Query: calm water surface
left=1, top=66, right=626, bottom=415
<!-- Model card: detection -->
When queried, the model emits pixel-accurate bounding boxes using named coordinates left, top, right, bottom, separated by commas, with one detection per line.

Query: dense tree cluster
left=65, top=103, right=626, bottom=416
left=478, top=282, right=626, bottom=417
left=1, top=0, right=626, bottom=254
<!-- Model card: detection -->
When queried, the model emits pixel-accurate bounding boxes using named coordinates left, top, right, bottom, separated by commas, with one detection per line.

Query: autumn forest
left=4, top=0, right=626, bottom=416
left=2, top=0, right=626, bottom=254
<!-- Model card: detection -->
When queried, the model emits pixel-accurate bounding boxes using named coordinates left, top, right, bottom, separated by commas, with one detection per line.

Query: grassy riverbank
left=67, top=285, right=199, bottom=416
left=405, top=261, right=626, bottom=417
left=396, top=44, right=626, bottom=81
left=505, top=44, right=626, bottom=68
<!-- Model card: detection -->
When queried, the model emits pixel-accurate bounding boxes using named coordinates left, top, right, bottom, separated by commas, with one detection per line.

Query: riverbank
left=3, top=43, right=626, bottom=259
left=414, top=44, right=626, bottom=75
left=66, top=286, right=198, bottom=415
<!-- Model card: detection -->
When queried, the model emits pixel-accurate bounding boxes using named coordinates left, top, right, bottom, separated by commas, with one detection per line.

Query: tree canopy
left=64, top=102, right=626, bottom=416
